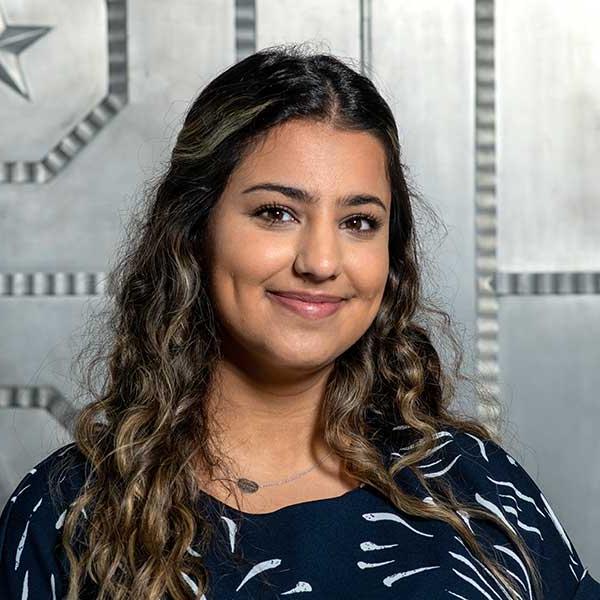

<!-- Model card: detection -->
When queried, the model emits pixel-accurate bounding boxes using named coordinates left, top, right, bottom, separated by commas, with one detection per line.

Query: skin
left=202, top=118, right=391, bottom=511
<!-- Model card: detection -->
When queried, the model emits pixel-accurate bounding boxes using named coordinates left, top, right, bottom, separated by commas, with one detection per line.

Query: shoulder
left=1, top=442, right=88, bottom=520
left=0, top=443, right=89, bottom=598
left=398, top=425, right=600, bottom=597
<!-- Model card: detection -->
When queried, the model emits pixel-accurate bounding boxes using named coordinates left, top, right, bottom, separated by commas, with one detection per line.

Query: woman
left=1, top=44, right=598, bottom=600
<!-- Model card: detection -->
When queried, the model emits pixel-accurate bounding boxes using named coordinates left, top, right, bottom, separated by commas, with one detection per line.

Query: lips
left=267, top=291, right=345, bottom=303
left=266, top=291, right=346, bottom=319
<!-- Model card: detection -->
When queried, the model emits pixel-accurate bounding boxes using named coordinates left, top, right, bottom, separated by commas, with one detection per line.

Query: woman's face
left=206, top=118, right=391, bottom=377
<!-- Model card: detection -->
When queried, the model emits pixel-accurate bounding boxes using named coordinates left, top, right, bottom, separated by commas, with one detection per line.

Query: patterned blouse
left=1, top=425, right=599, bottom=599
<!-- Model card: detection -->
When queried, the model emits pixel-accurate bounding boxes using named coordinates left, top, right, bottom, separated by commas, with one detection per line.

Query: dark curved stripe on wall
left=0, top=272, right=108, bottom=296
left=474, top=0, right=499, bottom=427
left=493, top=271, right=600, bottom=295
left=0, top=385, right=77, bottom=435
left=236, top=0, right=256, bottom=60
left=3, top=270, right=598, bottom=297
left=1, top=0, right=129, bottom=185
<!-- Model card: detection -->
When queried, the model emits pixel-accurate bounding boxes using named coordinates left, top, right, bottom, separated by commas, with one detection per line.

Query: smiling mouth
left=266, top=291, right=346, bottom=320
left=266, top=290, right=347, bottom=303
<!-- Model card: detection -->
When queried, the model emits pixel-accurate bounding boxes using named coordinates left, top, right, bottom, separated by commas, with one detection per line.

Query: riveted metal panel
left=1, top=0, right=598, bottom=575
left=496, top=0, right=600, bottom=271
left=0, top=0, right=235, bottom=507
left=372, top=0, right=477, bottom=416
left=499, top=295, right=600, bottom=563
left=256, top=0, right=360, bottom=59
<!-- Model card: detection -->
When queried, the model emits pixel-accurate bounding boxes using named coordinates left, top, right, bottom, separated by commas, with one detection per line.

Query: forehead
left=231, top=119, right=390, bottom=201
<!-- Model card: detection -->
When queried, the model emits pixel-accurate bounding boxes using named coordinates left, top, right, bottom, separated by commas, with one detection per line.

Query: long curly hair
left=50, top=43, right=543, bottom=599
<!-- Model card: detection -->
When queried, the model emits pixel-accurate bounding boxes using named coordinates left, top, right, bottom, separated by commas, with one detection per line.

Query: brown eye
left=251, top=202, right=383, bottom=236
left=343, top=214, right=384, bottom=234
left=253, top=203, right=295, bottom=224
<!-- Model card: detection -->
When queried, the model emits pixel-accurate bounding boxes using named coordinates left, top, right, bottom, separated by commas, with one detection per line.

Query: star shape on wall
left=0, top=4, right=51, bottom=101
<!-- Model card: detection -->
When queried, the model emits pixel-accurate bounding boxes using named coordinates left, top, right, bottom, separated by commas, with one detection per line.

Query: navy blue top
left=1, top=426, right=599, bottom=599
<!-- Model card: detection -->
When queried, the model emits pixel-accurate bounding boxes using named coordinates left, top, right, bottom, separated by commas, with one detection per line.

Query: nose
left=292, top=219, right=343, bottom=281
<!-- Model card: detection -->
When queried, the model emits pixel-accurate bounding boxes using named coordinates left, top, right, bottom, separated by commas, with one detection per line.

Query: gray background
left=1, top=0, right=598, bottom=572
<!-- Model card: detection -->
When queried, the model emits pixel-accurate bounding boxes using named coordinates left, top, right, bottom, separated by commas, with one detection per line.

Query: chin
left=266, top=345, right=337, bottom=369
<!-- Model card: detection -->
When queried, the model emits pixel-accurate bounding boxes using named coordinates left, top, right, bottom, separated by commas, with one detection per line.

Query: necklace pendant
left=237, top=477, right=260, bottom=494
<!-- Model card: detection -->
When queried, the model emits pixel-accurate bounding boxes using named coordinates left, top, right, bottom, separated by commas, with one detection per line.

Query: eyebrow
left=241, top=182, right=388, bottom=213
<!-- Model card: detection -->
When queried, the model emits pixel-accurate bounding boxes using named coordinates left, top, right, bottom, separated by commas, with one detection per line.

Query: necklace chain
left=214, top=449, right=336, bottom=494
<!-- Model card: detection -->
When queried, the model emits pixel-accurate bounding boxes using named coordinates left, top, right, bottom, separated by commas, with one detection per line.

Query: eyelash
left=251, top=201, right=384, bottom=235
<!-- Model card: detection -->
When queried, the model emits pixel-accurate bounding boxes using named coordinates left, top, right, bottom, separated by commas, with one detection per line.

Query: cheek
left=209, top=221, right=288, bottom=307
left=348, top=249, right=389, bottom=300
left=217, top=239, right=287, bottom=286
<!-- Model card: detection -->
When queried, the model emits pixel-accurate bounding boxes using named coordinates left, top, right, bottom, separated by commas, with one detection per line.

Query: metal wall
left=1, top=0, right=598, bottom=570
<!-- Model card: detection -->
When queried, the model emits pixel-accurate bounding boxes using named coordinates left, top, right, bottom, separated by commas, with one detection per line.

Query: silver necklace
left=217, top=449, right=336, bottom=494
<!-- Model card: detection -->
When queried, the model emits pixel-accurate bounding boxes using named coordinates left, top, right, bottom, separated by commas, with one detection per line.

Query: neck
left=205, top=357, right=336, bottom=479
